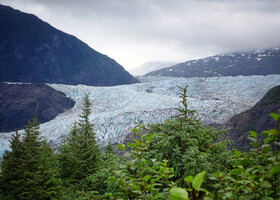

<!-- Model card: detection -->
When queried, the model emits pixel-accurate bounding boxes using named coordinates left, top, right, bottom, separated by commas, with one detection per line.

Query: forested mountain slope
left=0, top=4, right=138, bottom=86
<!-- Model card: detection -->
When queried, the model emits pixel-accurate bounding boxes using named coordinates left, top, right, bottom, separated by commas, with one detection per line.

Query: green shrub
left=145, top=86, right=233, bottom=187
left=108, top=127, right=175, bottom=199
left=210, top=111, right=280, bottom=199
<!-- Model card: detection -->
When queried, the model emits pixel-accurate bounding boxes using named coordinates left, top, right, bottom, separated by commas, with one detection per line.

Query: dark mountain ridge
left=218, top=85, right=280, bottom=151
left=145, top=48, right=280, bottom=78
left=0, top=4, right=138, bottom=86
left=0, top=82, right=75, bottom=133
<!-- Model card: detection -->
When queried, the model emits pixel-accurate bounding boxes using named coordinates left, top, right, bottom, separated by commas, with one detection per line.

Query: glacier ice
left=1, top=75, right=280, bottom=155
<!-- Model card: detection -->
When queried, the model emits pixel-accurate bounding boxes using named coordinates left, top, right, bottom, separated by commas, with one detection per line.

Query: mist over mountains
left=129, top=61, right=178, bottom=76
left=0, top=4, right=138, bottom=86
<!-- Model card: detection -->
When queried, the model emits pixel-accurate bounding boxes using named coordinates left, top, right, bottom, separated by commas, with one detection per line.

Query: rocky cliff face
left=219, top=85, right=280, bottom=151
left=0, top=4, right=138, bottom=86
left=145, top=49, right=280, bottom=78
left=0, top=82, right=75, bottom=132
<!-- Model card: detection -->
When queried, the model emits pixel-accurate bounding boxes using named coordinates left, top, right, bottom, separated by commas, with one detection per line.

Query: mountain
left=0, top=4, right=138, bottom=86
left=128, top=61, right=177, bottom=76
left=145, top=49, right=280, bottom=78
left=0, top=82, right=75, bottom=132
left=219, top=85, right=280, bottom=151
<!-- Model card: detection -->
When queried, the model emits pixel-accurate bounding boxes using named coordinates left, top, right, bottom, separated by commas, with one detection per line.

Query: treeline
left=0, top=86, right=279, bottom=200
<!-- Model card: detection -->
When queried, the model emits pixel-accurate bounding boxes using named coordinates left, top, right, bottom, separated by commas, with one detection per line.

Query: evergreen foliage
left=108, top=127, right=175, bottom=199
left=0, top=116, right=62, bottom=200
left=82, top=148, right=119, bottom=197
left=104, top=141, right=114, bottom=156
left=146, top=85, right=233, bottom=186
left=1, top=85, right=279, bottom=200
left=57, top=93, right=101, bottom=190
left=209, top=111, right=280, bottom=199
left=169, top=111, right=280, bottom=200
left=0, top=130, right=24, bottom=199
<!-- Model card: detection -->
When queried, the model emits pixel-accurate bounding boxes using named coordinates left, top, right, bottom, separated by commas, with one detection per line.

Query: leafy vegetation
left=0, top=85, right=279, bottom=199
left=107, top=128, right=175, bottom=199
left=145, top=85, right=233, bottom=188
left=209, top=113, right=280, bottom=200
left=171, top=111, right=280, bottom=200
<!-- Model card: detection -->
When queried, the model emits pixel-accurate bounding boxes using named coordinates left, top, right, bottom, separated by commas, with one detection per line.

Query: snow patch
left=214, top=57, right=220, bottom=61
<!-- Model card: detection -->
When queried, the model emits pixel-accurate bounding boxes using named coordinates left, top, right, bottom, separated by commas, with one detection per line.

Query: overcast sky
left=1, top=0, right=280, bottom=71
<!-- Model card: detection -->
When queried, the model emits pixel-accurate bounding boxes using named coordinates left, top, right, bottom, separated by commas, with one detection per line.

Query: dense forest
left=0, top=86, right=279, bottom=200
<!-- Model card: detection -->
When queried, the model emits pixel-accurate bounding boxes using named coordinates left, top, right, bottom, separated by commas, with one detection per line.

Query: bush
left=209, top=111, right=280, bottom=199
left=145, top=85, right=233, bottom=187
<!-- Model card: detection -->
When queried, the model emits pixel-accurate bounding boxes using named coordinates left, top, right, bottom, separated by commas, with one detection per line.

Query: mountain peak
left=0, top=4, right=138, bottom=86
left=145, top=49, right=280, bottom=78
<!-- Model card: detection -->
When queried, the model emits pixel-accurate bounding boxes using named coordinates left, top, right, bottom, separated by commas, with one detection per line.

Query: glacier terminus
left=0, top=75, right=280, bottom=155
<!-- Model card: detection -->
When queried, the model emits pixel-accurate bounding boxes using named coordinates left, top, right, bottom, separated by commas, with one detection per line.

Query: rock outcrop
left=0, top=82, right=75, bottom=132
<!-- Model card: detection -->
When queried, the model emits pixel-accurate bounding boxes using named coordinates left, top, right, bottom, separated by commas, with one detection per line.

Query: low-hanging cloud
left=1, top=0, right=280, bottom=69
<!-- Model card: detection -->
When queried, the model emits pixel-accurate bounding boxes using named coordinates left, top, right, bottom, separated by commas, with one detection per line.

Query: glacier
left=1, top=75, right=280, bottom=155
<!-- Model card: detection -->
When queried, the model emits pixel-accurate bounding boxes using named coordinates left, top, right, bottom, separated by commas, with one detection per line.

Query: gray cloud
left=1, top=0, right=280, bottom=69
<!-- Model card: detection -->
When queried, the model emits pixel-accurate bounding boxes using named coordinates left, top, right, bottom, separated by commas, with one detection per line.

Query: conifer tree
left=57, top=93, right=101, bottom=189
left=0, top=116, right=62, bottom=200
left=104, top=140, right=114, bottom=155
left=0, top=130, right=24, bottom=198
left=146, top=85, right=232, bottom=187
left=57, top=121, right=79, bottom=181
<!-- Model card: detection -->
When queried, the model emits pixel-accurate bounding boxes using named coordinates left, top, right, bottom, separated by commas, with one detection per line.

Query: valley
left=1, top=75, right=279, bottom=155
left=1, top=2, right=280, bottom=198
